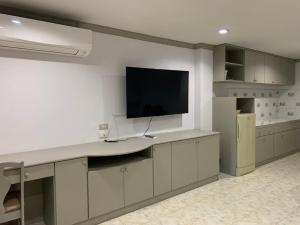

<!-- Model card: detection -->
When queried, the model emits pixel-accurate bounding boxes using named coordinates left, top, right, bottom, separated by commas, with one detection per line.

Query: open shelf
left=225, top=62, right=244, bottom=67
left=88, top=148, right=152, bottom=171
left=237, top=98, right=254, bottom=114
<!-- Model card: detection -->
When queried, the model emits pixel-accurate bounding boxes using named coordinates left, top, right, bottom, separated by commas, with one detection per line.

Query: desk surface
left=0, top=130, right=219, bottom=167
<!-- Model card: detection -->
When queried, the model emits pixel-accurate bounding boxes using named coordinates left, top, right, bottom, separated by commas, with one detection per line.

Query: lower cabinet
left=197, top=135, right=220, bottom=181
left=124, top=158, right=153, bottom=206
left=172, top=140, right=198, bottom=190
left=256, top=135, right=274, bottom=164
left=296, top=129, right=300, bottom=149
left=88, top=158, right=153, bottom=217
left=88, top=166, right=124, bottom=218
left=55, top=158, right=88, bottom=225
left=274, top=130, right=297, bottom=156
left=153, top=143, right=172, bottom=196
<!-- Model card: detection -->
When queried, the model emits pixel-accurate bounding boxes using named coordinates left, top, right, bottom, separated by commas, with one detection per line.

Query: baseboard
left=77, top=175, right=219, bottom=225
left=256, top=149, right=300, bottom=167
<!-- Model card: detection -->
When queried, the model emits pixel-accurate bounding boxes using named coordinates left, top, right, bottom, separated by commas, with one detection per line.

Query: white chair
left=0, top=162, right=24, bottom=225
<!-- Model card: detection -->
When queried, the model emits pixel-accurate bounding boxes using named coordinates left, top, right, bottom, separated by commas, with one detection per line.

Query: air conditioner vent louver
left=0, top=14, right=92, bottom=57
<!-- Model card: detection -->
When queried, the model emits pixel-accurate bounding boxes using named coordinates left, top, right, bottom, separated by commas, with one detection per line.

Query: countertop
left=256, top=118, right=300, bottom=127
left=0, top=129, right=219, bottom=167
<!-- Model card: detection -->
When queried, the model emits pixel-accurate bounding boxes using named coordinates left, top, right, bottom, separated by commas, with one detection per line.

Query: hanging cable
left=143, top=117, right=153, bottom=137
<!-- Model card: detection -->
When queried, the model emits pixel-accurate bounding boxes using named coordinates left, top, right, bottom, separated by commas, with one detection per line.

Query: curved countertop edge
left=0, top=130, right=220, bottom=167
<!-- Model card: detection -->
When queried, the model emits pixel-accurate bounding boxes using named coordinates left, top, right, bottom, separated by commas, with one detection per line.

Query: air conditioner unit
left=0, top=14, right=92, bottom=57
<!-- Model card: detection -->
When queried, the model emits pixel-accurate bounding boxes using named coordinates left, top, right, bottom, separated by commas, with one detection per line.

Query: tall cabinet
left=213, top=97, right=256, bottom=176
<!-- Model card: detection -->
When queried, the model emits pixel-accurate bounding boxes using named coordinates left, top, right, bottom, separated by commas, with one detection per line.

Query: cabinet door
left=197, top=135, right=219, bottom=181
left=88, top=166, right=124, bottom=218
left=274, top=131, right=297, bottom=156
left=244, top=50, right=256, bottom=83
left=265, top=55, right=281, bottom=84
left=55, top=158, right=88, bottom=225
left=153, top=143, right=172, bottom=196
left=124, top=158, right=153, bottom=206
left=237, top=115, right=256, bottom=168
left=274, top=133, right=286, bottom=156
left=245, top=51, right=265, bottom=83
left=296, top=129, right=300, bottom=150
left=256, top=135, right=274, bottom=164
left=281, top=58, right=295, bottom=85
left=172, top=140, right=198, bottom=190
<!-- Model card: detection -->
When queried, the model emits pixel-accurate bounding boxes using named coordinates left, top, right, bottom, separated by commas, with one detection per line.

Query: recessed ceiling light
left=218, top=29, right=229, bottom=35
left=12, top=19, right=22, bottom=25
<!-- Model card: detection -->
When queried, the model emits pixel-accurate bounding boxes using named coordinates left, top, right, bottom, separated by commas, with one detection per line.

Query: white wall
left=0, top=32, right=213, bottom=155
left=194, top=48, right=213, bottom=130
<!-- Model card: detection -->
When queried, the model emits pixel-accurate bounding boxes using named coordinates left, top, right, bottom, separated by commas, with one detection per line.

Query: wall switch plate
left=99, top=123, right=109, bottom=130
left=98, top=123, right=109, bottom=139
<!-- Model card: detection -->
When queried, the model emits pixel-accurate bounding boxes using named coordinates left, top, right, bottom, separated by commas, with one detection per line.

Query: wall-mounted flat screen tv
left=126, top=67, right=189, bottom=118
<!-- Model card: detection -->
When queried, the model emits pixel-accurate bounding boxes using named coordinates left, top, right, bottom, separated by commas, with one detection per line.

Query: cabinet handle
left=120, top=168, right=125, bottom=173
left=237, top=123, right=240, bottom=141
left=82, top=160, right=87, bottom=166
left=253, top=79, right=257, bottom=82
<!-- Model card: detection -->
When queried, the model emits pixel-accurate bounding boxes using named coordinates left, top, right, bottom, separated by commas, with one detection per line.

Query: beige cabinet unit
left=172, top=140, right=198, bottom=189
left=236, top=114, right=256, bottom=176
left=88, top=166, right=124, bottom=218
left=153, top=143, right=172, bottom=196
left=274, top=130, right=297, bottom=156
left=124, top=158, right=153, bottom=206
left=296, top=129, right=300, bottom=149
left=256, top=135, right=274, bottom=164
left=281, top=58, right=295, bottom=85
left=244, top=50, right=265, bottom=83
left=55, top=158, right=88, bottom=225
left=265, top=54, right=281, bottom=84
left=213, top=44, right=245, bottom=82
left=197, top=135, right=220, bottom=181
left=213, top=97, right=255, bottom=176
left=213, top=44, right=295, bottom=85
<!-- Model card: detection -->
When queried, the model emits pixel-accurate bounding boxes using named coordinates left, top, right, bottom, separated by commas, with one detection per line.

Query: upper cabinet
left=244, top=50, right=265, bottom=83
left=265, top=54, right=281, bottom=84
left=281, top=57, right=295, bottom=85
left=214, top=44, right=295, bottom=86
left=213, top=45, right=245, bottom=82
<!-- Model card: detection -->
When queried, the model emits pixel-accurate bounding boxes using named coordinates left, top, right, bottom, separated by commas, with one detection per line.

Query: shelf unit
left=214, top=44, right=245, bottom=82
left=214, top=44, right=295, bottom=85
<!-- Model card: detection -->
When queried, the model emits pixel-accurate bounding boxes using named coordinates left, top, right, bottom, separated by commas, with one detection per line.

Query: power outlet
left=98, top=123, right=109, bottom=139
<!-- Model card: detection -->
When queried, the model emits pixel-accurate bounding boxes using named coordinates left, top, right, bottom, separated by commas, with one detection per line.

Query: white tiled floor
left=100, top=152, right=300, bottom=225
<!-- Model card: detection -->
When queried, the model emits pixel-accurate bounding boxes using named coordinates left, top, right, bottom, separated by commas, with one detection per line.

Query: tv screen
left=126, top=67, right=189, bottom=118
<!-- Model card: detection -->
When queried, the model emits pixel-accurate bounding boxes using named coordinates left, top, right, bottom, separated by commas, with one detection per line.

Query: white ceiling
left=1, top=0, right=300, bottom=59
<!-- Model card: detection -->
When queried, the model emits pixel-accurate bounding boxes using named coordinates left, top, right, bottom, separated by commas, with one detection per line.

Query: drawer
left=5, top=163, right=54, bottom=184
left=256, top=126, right=274, bottom=137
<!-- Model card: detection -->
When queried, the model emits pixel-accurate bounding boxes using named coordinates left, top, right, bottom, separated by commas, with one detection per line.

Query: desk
left=0, top=129, right=220, bottom=225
